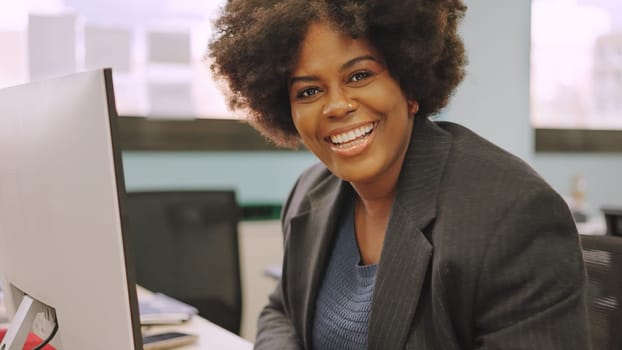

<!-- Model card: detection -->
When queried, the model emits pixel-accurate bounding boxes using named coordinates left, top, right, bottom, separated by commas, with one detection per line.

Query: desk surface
left=0, top=287, right=252, bottom=350
left=142, top=315, right=252, bottom=350
left=137, top=286, right=252, bottom=350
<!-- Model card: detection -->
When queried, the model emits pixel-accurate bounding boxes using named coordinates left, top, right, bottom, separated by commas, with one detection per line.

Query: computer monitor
left=0, top=69, right=143, bottom=349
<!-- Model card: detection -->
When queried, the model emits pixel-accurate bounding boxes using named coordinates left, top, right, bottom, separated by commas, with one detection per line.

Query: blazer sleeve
left=254, top=176, right=305, bottom=350
left=254, top=279, right=304, bottom=349
left=473, top=188, right=591, bottom=349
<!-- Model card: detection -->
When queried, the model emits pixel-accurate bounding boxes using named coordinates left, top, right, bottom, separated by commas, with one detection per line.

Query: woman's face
left=289, top=21, right=417, bottom=187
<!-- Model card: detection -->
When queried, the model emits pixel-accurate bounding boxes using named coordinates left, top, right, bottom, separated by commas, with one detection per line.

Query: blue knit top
left=311, top=201, right=378, bottom=350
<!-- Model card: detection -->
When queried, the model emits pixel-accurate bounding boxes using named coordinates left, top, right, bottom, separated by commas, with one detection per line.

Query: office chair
left=124, top=190, right=243, bottom=335
left=579, top=234, right=622, bottom=350
left=601, top=207, right=622, bottom=236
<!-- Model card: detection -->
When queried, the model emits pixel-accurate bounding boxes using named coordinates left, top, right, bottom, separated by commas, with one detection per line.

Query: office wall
left=122, top=151, right=317, bottom=205
left=446, top=0, right=533, bottom=161
left=531, top=154, right=622, bottom=214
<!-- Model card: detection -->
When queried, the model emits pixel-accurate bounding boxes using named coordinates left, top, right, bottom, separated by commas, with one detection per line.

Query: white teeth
left=330, top=123, right=374, bottom=144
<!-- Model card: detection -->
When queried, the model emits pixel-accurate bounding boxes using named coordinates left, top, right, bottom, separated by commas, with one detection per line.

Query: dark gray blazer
left=255, top=117, right=590, bottom=349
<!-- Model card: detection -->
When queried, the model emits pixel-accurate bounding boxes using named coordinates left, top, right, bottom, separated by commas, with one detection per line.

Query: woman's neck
left=351, top=183, right=397, bottom=265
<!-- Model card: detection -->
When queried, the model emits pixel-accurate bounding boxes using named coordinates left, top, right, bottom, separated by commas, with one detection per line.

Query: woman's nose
left=321, top=89, right=355, bottom=119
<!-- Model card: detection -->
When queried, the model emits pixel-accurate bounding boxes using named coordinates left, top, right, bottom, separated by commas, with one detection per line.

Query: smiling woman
left=209, top=1, right=591, bottom=349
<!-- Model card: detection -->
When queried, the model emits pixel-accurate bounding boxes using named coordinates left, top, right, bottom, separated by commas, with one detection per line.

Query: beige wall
left=238, top=220, right=283, bottom=341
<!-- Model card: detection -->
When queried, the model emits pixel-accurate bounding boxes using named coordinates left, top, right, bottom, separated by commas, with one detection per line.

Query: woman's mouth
left=325, top=121, right=378, bottom=155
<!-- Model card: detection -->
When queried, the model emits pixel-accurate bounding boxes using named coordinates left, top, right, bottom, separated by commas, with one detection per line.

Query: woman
left=209, top=1, right=590, bottom=349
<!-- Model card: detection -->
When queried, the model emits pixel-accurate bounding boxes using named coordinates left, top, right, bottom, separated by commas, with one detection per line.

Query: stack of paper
left=138, top=292, right=198, bottom=325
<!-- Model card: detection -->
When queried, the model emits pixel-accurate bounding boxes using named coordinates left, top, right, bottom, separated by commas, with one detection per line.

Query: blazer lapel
left=286, top=176, right=351, bottom=349
left=368, top=117, right=452, bottom=349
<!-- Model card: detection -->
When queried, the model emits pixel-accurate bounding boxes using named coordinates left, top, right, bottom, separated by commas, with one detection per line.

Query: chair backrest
left=124, top=190, right=242, bottom=334
left=579, top=234, right=622, bottom=350
left=601, top=207, right=622, bottom=236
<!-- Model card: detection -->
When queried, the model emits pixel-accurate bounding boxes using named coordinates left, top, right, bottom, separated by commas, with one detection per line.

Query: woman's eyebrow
left=289, top=75, right=319, bottom=88
left=339, top=55, right=378, bottom=72
left=289, top=55, right=379, bottom=88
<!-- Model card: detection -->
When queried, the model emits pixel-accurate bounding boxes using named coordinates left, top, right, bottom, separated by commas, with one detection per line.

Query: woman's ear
left=407, top=100, right=419, bottom=117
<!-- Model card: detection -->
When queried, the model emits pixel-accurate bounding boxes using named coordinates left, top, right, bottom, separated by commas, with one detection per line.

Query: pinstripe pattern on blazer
left=254, top=117, right=591, bottom=350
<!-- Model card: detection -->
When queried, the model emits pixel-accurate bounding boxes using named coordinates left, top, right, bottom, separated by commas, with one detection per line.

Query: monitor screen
left=0, top=69, right=142, bottom=349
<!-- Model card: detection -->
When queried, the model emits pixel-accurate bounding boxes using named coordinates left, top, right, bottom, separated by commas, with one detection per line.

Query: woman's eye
left=296, top=87, right=320, bottom=99
left=350, top=71, right=372, bottom=83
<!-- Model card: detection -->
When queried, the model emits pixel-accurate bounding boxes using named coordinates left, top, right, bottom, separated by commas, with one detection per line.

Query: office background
left=122, top=0, right=622, bottom=215
left=1, top=0, right=621, bottom=343
left=121, top=2, right=622, bottom=339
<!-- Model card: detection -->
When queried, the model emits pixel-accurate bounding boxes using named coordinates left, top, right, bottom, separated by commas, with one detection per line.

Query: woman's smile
left=326, top=121, right=378, bottom=155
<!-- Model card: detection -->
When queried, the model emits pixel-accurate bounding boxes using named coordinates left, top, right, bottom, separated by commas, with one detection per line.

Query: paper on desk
left=138, top=292, right=198, bottom=325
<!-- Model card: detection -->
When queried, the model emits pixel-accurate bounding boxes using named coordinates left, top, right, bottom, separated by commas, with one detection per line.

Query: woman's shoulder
left=432, top=121, right=563, bottom=215
left=437, top=121, right=547, bottom=190
left=428, top=122, right=575, bottom=263
left=280, top=162, right=340, bottom=220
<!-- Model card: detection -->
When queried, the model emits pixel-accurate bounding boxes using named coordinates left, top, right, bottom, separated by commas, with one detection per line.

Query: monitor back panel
left=0, top=69, right=140, bottom=349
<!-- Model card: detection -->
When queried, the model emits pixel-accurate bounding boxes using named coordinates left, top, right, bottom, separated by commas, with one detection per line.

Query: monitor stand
left=0, top=295, right=58, bottom=350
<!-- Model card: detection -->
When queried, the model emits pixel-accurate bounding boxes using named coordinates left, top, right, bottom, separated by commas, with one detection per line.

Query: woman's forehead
left=292, top=21, right=381, bottom=72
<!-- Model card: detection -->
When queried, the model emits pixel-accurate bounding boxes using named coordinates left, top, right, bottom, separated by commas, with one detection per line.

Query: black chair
left=579, top=234, right=622, bottom=350
left=601, top=207, right=622, bottom=236
left=124, top=190, right=242, bottom=334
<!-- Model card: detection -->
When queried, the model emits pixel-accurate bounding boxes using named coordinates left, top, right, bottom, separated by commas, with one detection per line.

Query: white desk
left=137, top=286, right=252, bottom=350
left=0, top=317, right=251, bottom=350
left=142, top=315, right=252, bottom=350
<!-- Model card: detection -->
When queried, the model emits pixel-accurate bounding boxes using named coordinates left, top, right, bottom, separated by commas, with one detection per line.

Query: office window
left=0, top=0, right=234, bottom=119
left=532, top=0, right=622, bottom=151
